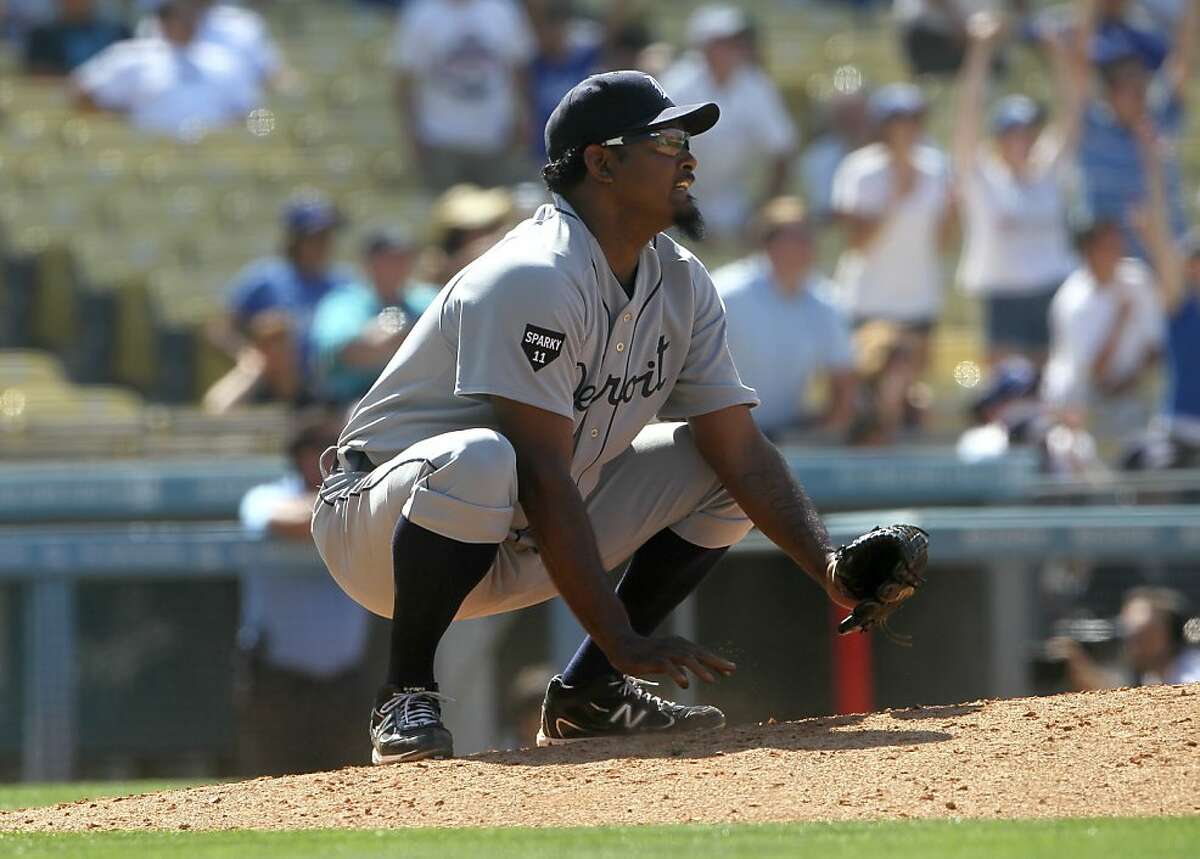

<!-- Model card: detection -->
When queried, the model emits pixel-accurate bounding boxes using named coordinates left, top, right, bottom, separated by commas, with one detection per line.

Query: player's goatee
left=674, top=202, right=706, bottom=242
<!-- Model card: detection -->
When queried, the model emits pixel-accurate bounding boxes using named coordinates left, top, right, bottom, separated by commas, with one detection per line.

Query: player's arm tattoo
left=732, top=443, right=835, bottom=589
left=692, top=407, right=835, bottom=591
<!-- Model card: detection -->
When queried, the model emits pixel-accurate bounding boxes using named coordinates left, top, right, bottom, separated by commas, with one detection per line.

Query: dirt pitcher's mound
left=5, top=685, right=1200, bottom=831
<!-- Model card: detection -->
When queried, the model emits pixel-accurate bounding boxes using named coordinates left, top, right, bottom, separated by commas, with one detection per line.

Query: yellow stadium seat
left=0, top=350, right=68, bottom=386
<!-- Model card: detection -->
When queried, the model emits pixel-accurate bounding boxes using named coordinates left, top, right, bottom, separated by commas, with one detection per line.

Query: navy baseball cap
left=282, top=194, right=343, bottom=235
left=544, top=70, right=719, bottom=161
left=991, top=95, right=1043, bottom=135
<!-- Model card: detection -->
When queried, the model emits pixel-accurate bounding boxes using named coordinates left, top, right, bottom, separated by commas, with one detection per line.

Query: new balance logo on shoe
left=609, top=702, right=650, bottom=730
left=536, top=674, right=724, bottom=747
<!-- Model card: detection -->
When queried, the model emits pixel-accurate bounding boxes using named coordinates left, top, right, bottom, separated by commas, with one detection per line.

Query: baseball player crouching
left=312, top=71, right=859, bottom=763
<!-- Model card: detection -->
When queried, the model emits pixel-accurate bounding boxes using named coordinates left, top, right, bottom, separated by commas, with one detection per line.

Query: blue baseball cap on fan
left=544, top=70, right=720, bottom=161
left=868, top=82, right=926, bottom=126
left=990, top=95, right=1043, bottom=135
left=282, top=194, right=344, bottom=235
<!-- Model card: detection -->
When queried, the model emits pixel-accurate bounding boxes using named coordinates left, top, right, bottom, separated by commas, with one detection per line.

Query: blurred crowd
left=1, top=0, right=1199, bottom=476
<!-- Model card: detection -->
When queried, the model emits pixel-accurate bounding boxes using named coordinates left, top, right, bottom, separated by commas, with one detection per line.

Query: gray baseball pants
left=311, top=422, right=752, bottom=621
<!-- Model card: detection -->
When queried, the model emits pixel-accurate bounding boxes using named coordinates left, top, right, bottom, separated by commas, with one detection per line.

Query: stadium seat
left=0, top=350, right=68, bottom=385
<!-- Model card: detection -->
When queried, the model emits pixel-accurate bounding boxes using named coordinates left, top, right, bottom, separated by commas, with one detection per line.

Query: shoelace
left=617, top=676, right=673, bottom=711
left=378, top=689, right=454, bottom=730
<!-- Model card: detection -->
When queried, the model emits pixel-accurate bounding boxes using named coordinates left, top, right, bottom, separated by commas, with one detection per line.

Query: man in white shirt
left=661, top=5, right=797, bottom=241
left=390, top=0, right=536, bottom=190
left=72, top=0, right=260, bottom=140
left=1042, top=217, right=1164, bottom=426
left=137, top=0, right=288, bottom=88
left=715, top=196, right=857, bottom=439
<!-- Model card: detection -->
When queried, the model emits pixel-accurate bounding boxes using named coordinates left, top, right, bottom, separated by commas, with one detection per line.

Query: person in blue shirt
left=24, top=0, right=130, bottom=76
left=1123, top=125, right=1200, bottom=470
left=237, top=410, right=380, bottom=774
left=210, top=193, right=355, bottom=395
left=311, top=228, right=439, bottom=406
left=713, top=196, right=858, bottom=440
left=527, top=0, right=603, bottom=161
left=1076, top=0, right=1197, bottom=257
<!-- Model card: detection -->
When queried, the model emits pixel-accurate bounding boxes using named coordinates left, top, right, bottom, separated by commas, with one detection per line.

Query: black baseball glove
left=828, top=524, right=929, bottom=641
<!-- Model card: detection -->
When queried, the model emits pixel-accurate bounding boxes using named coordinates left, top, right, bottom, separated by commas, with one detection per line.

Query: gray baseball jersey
left=337, top=195, right=758, bottom=499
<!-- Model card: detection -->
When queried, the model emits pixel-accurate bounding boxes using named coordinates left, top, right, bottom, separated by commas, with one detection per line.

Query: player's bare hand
left=602, top=633, right=735, bottom=689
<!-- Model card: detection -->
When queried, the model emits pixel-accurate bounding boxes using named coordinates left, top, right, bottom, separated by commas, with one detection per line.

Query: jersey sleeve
left=451, top=263, right=585, bottom=420
left=658, top=266, right=760, bottom=420
left=73, top=43, right=138, bottom=110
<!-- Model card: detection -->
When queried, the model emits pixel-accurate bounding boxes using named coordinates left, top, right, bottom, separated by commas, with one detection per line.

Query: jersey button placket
left=615, top=343, right=625, bottom=352
left=590, top=428, right=599, bottom=438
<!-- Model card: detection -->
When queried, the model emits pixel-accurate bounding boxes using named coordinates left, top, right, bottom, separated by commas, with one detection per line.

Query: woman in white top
left=831, top=82, right=955, bottom=440
left=952, top=12, right=1086, bottom=366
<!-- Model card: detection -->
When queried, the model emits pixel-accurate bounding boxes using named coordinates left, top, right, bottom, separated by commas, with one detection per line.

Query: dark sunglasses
left=601, top=128, right=691, bottom=157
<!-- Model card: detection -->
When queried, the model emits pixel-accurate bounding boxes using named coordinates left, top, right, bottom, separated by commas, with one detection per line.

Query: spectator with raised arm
left=661, top=5, right=797, bottom=241
left=831, top=82, right=953, bottom=438
left=1122, top=120, right=1200, bottom=469
left=714, top=197, right=858, bottom=440
left=389, top=0, right=535, bottom=190
left=1076, top=0, right=1197, bottom=256
left=953, top=12, right=1083, bottom=366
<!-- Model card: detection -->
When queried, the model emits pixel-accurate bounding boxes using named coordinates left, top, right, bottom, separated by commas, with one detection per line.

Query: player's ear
left=582, top=144, right=615, bottom=184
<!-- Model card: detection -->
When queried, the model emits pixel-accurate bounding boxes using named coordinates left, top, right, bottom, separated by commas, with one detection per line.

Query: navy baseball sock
left=385, top=516, right=498, bottom=691
left=560, top=528, right=728, bottom=688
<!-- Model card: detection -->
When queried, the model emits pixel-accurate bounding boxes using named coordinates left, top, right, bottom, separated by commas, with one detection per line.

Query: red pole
left=830, top=604, right=874, bottom=714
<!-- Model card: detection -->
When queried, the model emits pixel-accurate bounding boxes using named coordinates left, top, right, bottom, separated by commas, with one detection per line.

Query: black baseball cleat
left=536, top=673, right=726, bottom=746
left=370, top=686, right=454, bottom=764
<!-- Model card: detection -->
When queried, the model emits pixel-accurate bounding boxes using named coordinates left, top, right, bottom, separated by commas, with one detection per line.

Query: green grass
left=0, top=780, right=205, bottom=811
left=0, top=819, right=1197, bottom=859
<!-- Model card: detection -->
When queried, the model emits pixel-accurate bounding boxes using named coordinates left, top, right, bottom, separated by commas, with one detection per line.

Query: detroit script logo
left=573, top=335, right=670, bottom=411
